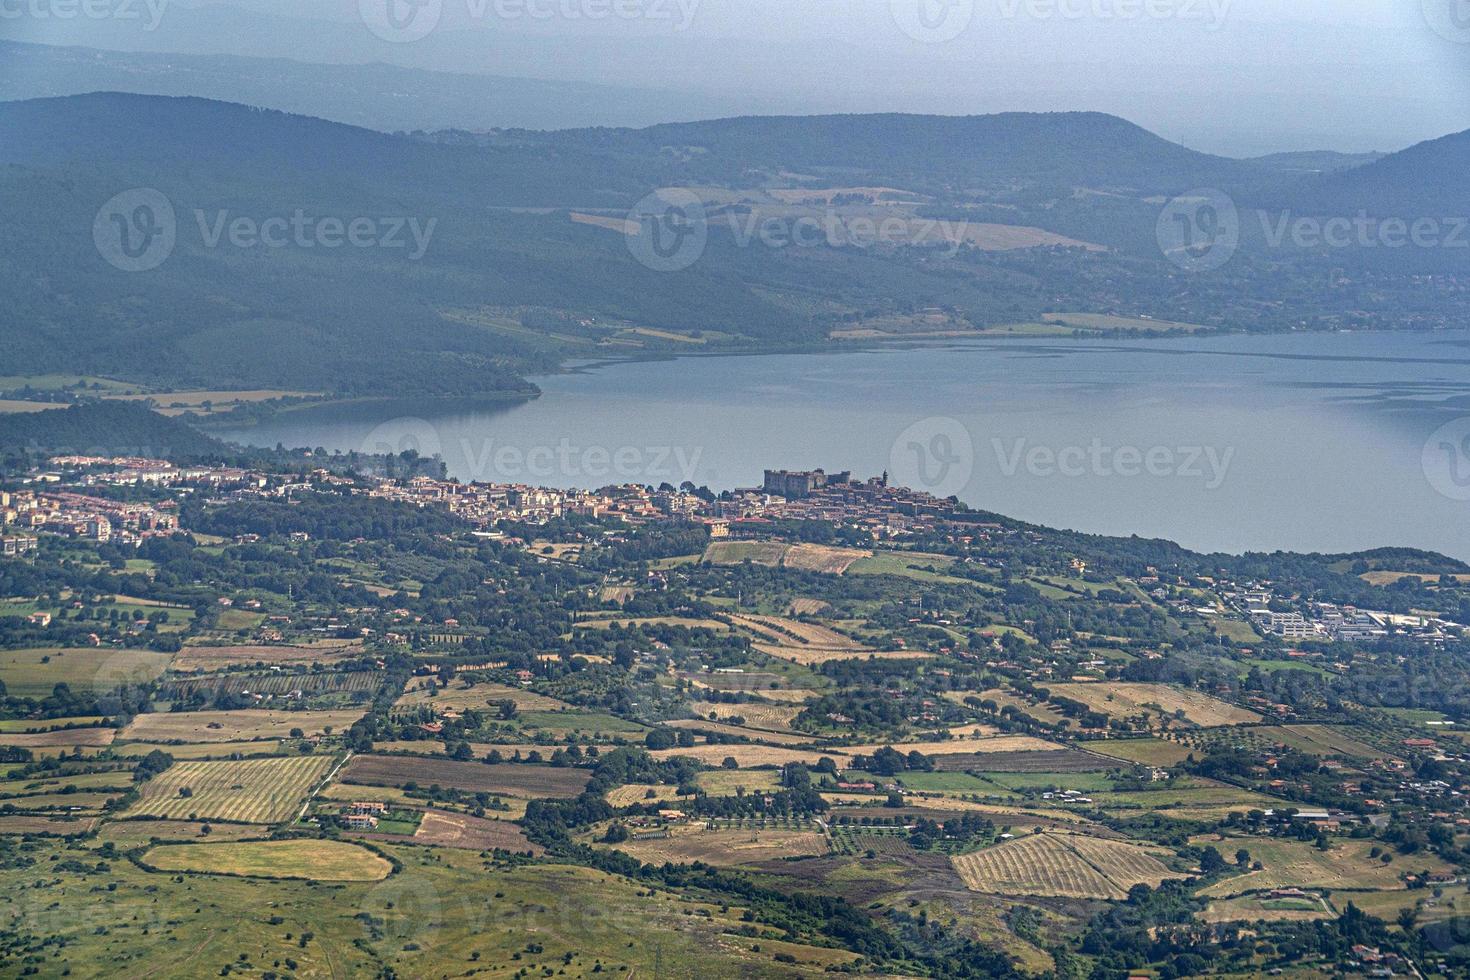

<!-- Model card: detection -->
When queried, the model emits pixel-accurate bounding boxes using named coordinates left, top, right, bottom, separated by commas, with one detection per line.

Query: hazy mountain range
left=0, top=91, right=1464, bottom=403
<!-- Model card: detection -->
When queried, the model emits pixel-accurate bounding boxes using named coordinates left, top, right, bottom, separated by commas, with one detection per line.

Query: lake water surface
left=213, top=331, right=1470, bottom=560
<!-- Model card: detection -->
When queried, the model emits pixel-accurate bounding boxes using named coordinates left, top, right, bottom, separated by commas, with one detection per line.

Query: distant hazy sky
left=4, top=0, right=1468, bottom=153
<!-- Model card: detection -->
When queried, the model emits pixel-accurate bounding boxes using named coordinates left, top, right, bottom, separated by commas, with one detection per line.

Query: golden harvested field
left=903, top=797, right=1090, bottom=824
left=701, top=702, right=805, bottom=732
left=702, top=541, right=789, bottom=566
left=780, top=543, right=871, bottom=574
left=120, top=708, right=365, bottom=743
left=1202, top=893, right=1335, bottom=924
left=144, top=839, right=391, bottom=881
left=665, top=719, right=814, bottom=746
left=606, top=783, right=688, bottom=807
left=695, top=769, right=785, bottom=796
left=0, top=815, right=98, bottom=835
left=1265, top=725, right=1388, bottom=760
left=173, top=642, right=363, bottom=671
left=732, top=614, right=924, bottom=665
left=396, top=677, right=571, bottom=713
left=0, top=647, right=174, bottom=698
left=846, top=735, right=1067, bottom=759
left=0, top=727, right=116, bottom=749
left=111, top=739, right=283, bottom=759
left=108, top=389, right=317, bottom=415
left=1086, top=738, right=1194, bottom=767
left=1196, top=837, right=1454, bottom=897
left=606, top=823, right=829, bottom=867
left=757, top=688, right=822, bottom=703
left=129, top=755, right=336, bottom=823
left=953, top=832, right=1180, bottom=899
left=1048, top=683, right=1262, bottom=728
left=96, top=820, right=268, bottom=846
left=788, top=598, right=832, bottom=616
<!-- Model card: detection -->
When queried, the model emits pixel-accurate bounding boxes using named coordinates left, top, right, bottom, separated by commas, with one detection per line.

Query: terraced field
left=129, top=755, right=337, bottom=823
left=952, top=832, right=1180, bottom=899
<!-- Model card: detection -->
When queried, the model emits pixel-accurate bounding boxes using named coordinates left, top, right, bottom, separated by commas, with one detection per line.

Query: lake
left=212, top=331, right=1470, bottom=560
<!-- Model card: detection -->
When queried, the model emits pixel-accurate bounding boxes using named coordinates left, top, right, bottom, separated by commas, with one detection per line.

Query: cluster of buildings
left=360, top=467, right=983, bottom=541
left=49, top=456, right=264, bottom=489
left=0, top=489, right=177, bottom=545
left=365, top=477, right=705, bottom=526
left=1214, top=585, right=1466, bottom=646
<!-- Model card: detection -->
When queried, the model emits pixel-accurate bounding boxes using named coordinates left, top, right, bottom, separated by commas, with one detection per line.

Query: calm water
left=214, top=332, right=1470, bottom=560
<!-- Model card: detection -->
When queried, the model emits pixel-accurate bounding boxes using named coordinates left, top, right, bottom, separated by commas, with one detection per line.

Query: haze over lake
left=214, top=331, right=1470, bottom=561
